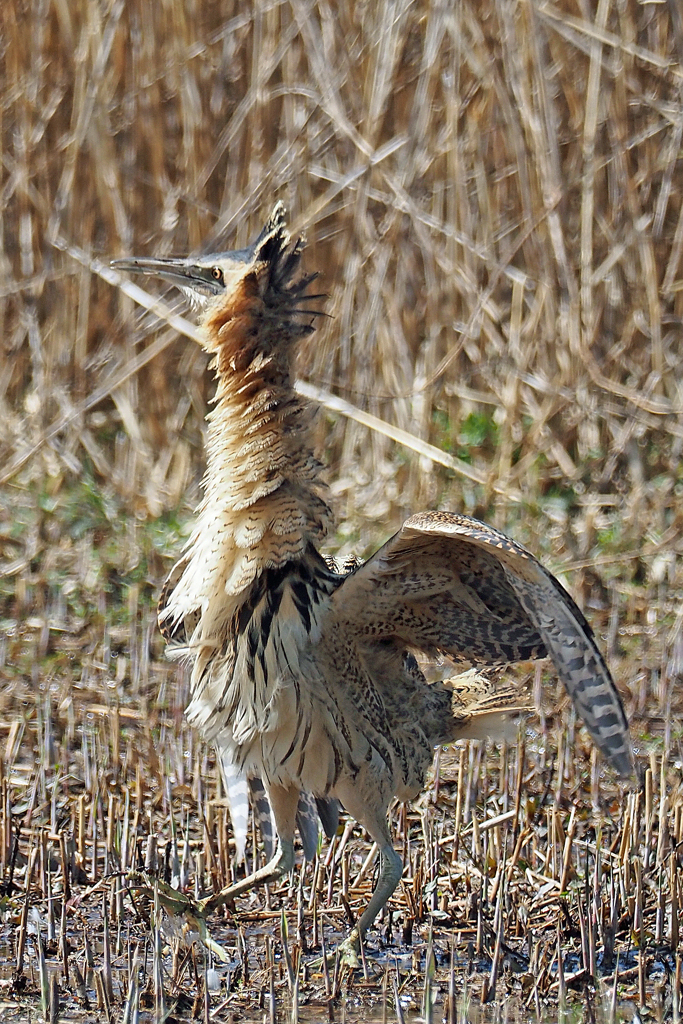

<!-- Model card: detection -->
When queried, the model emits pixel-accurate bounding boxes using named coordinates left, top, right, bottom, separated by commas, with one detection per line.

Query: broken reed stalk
left=0, top=704, right=677, bottom=1017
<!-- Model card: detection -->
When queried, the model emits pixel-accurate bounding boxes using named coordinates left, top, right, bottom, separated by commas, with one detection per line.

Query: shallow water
left=0, top=933, right=649, bottom=1024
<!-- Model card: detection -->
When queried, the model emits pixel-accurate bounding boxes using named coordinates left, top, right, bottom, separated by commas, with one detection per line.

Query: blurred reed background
left=0, top=0, right=679, bottom=519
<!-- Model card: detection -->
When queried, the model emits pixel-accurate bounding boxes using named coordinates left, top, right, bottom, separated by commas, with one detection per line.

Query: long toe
left=336, top=930, right=361, bottom=968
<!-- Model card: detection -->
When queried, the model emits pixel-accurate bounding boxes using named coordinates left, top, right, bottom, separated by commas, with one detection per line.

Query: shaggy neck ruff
left=162, top=260, right=332, bottom=632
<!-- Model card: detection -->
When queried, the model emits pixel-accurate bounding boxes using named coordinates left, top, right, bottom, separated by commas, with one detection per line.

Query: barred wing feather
left=333, top=511, right=633, bottom=778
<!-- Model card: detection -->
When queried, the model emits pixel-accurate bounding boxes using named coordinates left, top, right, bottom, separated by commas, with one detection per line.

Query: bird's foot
left=336, top=932, right=361, bottom=968
left=196, top=889, right=235, bottom=917
left=307, top=929, right=362, bottom=970
left=126, top=874, right=230, bottom=962
left=127, top=873, right=201, bottom=916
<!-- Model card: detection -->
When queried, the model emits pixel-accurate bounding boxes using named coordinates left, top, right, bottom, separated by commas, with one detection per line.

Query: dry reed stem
left=1, top=1, right=681, bottom=534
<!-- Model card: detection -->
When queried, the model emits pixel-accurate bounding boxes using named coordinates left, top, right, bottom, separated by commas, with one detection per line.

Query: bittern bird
left=113, top=204, right=632, bottom=958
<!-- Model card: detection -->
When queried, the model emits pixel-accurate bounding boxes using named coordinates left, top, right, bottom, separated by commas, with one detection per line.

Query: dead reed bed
left=0, top=502, right=682, bottom=1023
left=1, top=0, right=683, bottom=1019
left=1, top=0, right=682, bottom=532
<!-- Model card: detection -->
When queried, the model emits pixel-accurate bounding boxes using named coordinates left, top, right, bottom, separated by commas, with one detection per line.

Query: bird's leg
left=198, top=840, right=295, bottom=915
left=337, top=843, right=403, bottom=965
left=198, top=783, right=300, bottom=916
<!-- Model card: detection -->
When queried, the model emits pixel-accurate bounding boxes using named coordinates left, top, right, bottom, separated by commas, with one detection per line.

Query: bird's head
left=112, top=203, right=321, bottom=364
left=111, top=202, right=291, bottom=312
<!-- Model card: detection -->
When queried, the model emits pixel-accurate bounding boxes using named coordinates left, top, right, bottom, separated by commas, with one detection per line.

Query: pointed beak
left=110, top=256, right=225, bottom=297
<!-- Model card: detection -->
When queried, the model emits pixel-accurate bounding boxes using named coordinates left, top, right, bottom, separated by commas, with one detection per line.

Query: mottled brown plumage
left=113, top=205, right=632, bottom=958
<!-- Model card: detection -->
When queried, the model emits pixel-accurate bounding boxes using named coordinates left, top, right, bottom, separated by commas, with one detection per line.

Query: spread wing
left=332, top=511, right=633, bottom=778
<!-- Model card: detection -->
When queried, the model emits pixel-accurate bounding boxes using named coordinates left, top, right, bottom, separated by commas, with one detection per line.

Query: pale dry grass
left=1, top=0, right=681, bottom=532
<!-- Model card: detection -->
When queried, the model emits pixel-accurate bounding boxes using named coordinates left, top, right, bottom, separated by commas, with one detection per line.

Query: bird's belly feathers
left=186, top=636, right=435, bottom=804
left=181, top=567, right=444, bottom=805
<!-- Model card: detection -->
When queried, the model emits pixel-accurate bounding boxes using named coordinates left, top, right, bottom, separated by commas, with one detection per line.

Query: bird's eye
left=211, top=267, right=224, bottom=283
